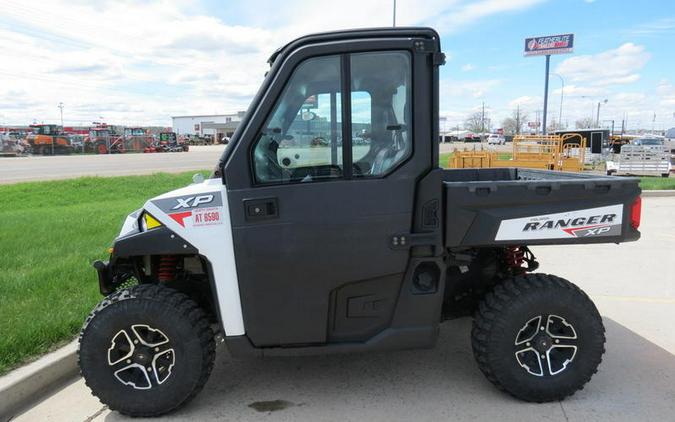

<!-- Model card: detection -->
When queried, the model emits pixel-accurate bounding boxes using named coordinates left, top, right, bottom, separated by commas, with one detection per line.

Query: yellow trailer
left=448, top=133, right=586, bottom=171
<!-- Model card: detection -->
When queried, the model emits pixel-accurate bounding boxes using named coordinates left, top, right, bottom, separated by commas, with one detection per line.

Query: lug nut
left=555, top=339, right=560, bottom=344
left=133, top=340, right=139, bottom=344
left=526, top=342, right=531, bottom=347
left=155, top=347, right=159, bottom=351
left=541, top=354, right=546, bottom=359
left=540, top=326, right=545, bottom=331
left=147, top=367, right=152, bottom=372
left=126, top=359, right=131, bottom=364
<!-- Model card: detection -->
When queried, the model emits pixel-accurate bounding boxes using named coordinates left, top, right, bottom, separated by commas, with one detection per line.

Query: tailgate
left=443, top=168, right=641, bottom=247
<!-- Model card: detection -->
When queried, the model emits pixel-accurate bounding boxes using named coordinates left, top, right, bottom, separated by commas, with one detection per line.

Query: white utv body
left=79, top=28, right=642, bottom=417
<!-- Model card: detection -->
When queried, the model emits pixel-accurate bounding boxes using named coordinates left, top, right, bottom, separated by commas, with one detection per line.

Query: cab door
left=223, top=39, right=434, bottom=347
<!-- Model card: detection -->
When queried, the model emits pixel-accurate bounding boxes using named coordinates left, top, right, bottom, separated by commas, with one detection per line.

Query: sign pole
left=542, top=54, right=550, bottom=135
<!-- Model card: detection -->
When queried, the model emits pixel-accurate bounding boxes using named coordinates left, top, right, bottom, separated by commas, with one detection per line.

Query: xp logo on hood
left=172, top=195, right=214, bottom=210
left=151, top=192, right=223, bottom=227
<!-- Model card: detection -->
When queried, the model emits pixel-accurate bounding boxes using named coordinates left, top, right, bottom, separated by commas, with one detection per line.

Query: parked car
left=487, top=134, right=506, bottom=145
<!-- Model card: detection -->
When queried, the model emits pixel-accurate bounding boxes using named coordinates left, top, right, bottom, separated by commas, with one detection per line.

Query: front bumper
left=92, top=226, right=199, bottom=296
left=93, top=260, right=114, bottom=295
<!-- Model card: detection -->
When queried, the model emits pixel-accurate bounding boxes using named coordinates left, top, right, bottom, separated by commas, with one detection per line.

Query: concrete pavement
left=0, top=145, right=225, bottom=184
left=13, top=197, right=675, bottom=422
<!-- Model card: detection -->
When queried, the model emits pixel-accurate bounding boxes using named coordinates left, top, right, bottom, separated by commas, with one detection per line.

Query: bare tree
left=465, top=111, right=487, bottom=133
left=575, top=117, right=595, bottom=129
left=501, top=109, right=530, bottom=135
left=547, top=119, right=565, bottom=132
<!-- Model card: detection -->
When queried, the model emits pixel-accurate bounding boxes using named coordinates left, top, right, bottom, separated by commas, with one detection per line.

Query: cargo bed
left=443, top=168, right=641, bottom=247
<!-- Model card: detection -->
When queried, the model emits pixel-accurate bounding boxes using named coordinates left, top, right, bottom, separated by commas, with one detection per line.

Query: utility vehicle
left=79, top=28, right=642, bottom=417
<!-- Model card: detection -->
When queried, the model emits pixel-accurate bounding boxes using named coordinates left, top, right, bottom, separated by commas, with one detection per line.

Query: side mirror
left=192, top=173, right=205, bottom=184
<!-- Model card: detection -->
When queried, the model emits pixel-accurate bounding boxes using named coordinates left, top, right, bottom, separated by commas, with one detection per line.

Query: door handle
left=244, top=198, right=278, bottom=221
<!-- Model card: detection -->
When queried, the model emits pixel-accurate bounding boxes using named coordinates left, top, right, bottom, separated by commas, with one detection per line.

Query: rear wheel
left=79, top=284, right=215, bottom=417
left=472, top=273, right=605, bottom=402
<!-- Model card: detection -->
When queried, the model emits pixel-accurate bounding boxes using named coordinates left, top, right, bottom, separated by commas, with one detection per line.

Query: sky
left=0, top=0, right=674, bottom=131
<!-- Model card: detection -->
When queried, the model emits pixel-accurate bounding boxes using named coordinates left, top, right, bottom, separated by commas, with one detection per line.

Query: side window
left=253, top=55, right=342, bottom=184
left=351, top=51, right=412, bottom=177
left=351, top=91, right=372, bottom=163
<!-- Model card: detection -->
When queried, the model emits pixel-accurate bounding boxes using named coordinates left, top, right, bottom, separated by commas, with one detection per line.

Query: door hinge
left=390, top=232, right=437, bottom=250
left=413, top=40, right=445, bottom=66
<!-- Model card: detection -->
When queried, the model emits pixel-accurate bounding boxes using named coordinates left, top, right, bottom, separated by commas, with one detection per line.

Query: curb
left=0, top=341, right=79, bottom=422
left=642, top=190, right=675, bottom=197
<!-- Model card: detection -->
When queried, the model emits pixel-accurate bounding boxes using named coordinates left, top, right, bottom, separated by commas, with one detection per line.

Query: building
left=171, top=112, right=246, bottom=140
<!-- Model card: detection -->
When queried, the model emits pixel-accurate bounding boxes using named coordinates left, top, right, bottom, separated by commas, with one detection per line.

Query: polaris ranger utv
left=79, top=28, right=642, bottom=417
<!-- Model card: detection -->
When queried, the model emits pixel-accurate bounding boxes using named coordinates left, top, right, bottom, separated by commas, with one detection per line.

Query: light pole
left=551, top=73, right=564, bottom=129
left=392, top=0, right=396, bottom=27
left=58, top=102, right=64, bottom=127
left=596, top=99, right=607, bottom=127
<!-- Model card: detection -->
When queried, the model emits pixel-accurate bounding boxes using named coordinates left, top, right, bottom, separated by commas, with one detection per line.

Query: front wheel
left=79, top=284, right=215, bottom=417
left=472, top=273, right=605, bottom=402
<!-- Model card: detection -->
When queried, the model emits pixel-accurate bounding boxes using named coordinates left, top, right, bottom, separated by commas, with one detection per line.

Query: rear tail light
left=630, top=196, right=641, bottom=230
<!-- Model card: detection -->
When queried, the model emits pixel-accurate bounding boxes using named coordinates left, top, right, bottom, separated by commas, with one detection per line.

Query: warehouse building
left=171, top=111, right=246, bottom=139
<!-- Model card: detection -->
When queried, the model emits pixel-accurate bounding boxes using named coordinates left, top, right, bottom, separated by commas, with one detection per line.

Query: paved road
left=0, top=146, right=226, bottom=184
left=0, top=142, right=501, bottom=185
left=15, top=197, right=675, bottom=422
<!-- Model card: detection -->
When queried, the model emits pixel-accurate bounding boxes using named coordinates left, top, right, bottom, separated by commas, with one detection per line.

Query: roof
left=268, top=27, right=440, bottom=64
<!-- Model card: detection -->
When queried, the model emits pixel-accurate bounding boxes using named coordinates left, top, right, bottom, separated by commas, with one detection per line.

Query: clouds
left=555, top=43, right=650, bottom=86
left=0, top=0, right=671, bottom=131
left=430, top=0, right=546, bottom=30
left=0, top=0, right=548, bottom=125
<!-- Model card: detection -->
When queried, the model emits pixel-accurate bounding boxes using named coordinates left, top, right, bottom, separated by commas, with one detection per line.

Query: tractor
left=26, top=124, right=74, bottom=155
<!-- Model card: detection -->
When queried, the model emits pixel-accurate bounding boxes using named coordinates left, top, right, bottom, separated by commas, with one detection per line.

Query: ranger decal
left=495, top=204, right=623, bottom=241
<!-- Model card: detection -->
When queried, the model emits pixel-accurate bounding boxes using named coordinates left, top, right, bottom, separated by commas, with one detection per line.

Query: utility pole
left=58, top=102, right=64, bottom=127
left=516, top=104, right=521, bottom=135
left=596, top=99, right=607, bottom=127
left=481, top=101, right=485, bottom=135
left=551, top=73, right=564, bottom=129
left=392, top=0, right=396, bottom=27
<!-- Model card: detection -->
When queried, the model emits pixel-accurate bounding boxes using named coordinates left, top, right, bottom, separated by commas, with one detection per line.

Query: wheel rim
left=513, top=315, right=578, bottom=377
left=107, top=324, right=176, bottom=390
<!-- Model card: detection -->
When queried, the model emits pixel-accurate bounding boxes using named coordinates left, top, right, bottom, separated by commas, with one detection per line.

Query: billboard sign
left=524, top=34, right=574, bottom=56
left=302, top=95, right=318, bottom=109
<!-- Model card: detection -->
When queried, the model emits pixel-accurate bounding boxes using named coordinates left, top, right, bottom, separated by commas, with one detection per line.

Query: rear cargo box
left=443, top=168, right=641, bottom=247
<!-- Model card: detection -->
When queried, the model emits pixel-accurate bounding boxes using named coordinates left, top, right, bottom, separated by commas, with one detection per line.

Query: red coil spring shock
left=157, top=255, right=178, bottom=282
left=504, top=247, right=526, bottom=273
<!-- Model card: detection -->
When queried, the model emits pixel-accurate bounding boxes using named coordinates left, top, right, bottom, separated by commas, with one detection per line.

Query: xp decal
left=151, top=192, right=223, bottom=227
left=495, top=204, right=623, bottom=241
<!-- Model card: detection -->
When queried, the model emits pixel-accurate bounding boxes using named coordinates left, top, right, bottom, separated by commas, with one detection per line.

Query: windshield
left=635, top=138, right=662, bottom=145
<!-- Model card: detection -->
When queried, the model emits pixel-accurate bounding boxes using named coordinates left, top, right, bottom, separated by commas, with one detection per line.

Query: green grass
left=638, top=176, right=675, bottom=190
left=0, top=170, right=209, bottom=375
